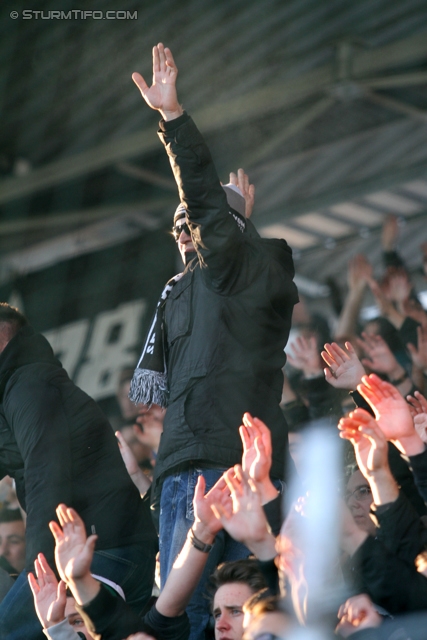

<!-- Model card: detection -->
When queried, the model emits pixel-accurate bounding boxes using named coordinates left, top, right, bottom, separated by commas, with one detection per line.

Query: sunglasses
left=172, top=222, right=191, bottom=241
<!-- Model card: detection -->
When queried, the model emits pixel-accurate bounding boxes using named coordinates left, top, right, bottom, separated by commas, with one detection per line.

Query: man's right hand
left=321, top=341, right=365, bottom=390
left=49, top=504, right=100, bottom=606
left=132, top=43, right=183, bottom=121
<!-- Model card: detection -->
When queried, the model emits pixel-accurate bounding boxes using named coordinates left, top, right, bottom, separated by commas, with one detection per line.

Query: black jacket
left=344, top=492, right=427, bottom=615
left=154, top=113, right=298, bottom=485
left=0, top=326, right=156, bottom=569
left=79, top=584, right=189, bottom=640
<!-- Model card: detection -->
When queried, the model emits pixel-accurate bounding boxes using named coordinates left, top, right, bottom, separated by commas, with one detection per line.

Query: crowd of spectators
left=0, top=211, right=425, bottom=639
left=1, top=42, right=427, bottom=640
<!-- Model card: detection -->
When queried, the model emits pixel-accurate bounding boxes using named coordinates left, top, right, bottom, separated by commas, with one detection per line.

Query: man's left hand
left=229, top=168, right=255, bottom=219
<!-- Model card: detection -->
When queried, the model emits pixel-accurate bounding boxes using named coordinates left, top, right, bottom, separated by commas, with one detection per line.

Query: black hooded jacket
left=153, top=113, right=299, bottom=486
left=0, top=326, right=155, bottom=569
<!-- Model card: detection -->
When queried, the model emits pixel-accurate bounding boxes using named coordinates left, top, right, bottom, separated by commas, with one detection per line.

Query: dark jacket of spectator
left=153, top=113, right=299, bottom=489
left=0, top=326, right=156, bottom=569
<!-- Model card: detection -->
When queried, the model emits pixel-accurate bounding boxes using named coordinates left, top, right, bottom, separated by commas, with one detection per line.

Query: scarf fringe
left=129, top=368, right=169, bottom=408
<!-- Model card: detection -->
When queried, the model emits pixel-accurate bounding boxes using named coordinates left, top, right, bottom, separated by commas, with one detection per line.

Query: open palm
left=132, top=43, right=180, bottom=115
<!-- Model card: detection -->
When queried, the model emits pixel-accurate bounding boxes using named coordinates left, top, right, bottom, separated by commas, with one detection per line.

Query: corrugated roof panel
left=329, top=203, right=384, bottom=225
left=403, top=180, right=427, bottom=198
left=260, top=224, right=318, bottom=248
left=294, top=212, right=354, bottom=236
left=363, top=191, right=423, bottom=214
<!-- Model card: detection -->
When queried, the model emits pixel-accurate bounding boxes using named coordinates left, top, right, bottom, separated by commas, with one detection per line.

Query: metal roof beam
left=260, top=159, right=427, bottom=225
left=0, top=32, right=426, bottom=205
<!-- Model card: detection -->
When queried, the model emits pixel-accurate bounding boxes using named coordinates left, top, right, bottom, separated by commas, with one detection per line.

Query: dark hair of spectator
left=209, top=558, right=266, bottom=607
left=247, top=595, right=285, bottom=617
left=0, top=507, right=23, bottom=524
left=243, top=587, right=271, bottom=613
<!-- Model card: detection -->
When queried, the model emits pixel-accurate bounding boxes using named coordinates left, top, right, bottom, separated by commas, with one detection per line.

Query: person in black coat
left=130, top=44, right=298, bottom=639
left=0, top=303, right=157, bottom=640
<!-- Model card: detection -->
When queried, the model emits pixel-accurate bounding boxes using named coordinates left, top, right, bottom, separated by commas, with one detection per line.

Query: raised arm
left=338, top=409, right=399, bottom=505
left=333, top=254, right=372, bottom=342
left=131, top=46, right=293, bottom=290
left=155, top=474, right=224, bottom=617
left=50, top=475, right=225, bottom=623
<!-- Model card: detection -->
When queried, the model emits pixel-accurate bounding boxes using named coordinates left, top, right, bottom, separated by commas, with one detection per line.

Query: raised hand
left=240, top=412, right=277, bottom=504
left=407, top=390, right=427, bottom=444
left=49, top=504, right=98, bottom=585
left=408, top=325, right=427, bottom=372
left=347, top=254, right=372, bottom=293
left=193, top=474, right=227, bottom=540
left=382, top=268, right=411, bottom=305
left=338, top=409, right=389, bottom=479
left=28, top=553, right=66, bottom=629
left=132, top=43, right=182, bottom=120
left=210, top=466, right=276, bottom=559
left=407, top=389, right=427, bottom=416
left=381, top=215, right=399, bottom=251
left=228, top=168, right=255, bottom=219
left=288, top=335, right=323, bottom=378
left=116, top=430, right=151, bottom=497
left=367, top=277, right=404, bottom=328
left=134, top=404, right=164, bottom=453
left=357, top=374, right=424, bottom=456
left=356, top=332, right=400, bottom=376
left=116, top=430, right=140, bottom=477
left=321, top=341, right=365, bottom=390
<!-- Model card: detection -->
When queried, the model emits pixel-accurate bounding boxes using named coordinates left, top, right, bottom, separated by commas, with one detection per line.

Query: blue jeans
left=0, top=570, right=45, bottom=640
left=159, top=468, right=253, bottom=640
left=0, top=543, right=156, bottom=639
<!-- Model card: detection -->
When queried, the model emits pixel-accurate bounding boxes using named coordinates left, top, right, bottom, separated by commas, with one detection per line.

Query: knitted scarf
left=129, top=272, right=183, bottom=408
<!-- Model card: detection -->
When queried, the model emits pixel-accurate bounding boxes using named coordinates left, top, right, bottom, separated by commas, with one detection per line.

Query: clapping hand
left=288, top=335, right=323, bottom=378
left=357, top=332, right=400, bottom=376
left=28, top=553, right=67, bottom=630
left=407, top=390, right=427, bottom=444
left=240, top=412, right=278, bottom=504
left=338, top=409, right=389, bottom=479
left=357, top=374, right=424, bottom=456
left=408, top=325, right=427, bottom=372
left=321, top=341, right=365, bottom=390
left=49, top=504, right=98, bottom=602
left=210, top=465, right=276, bottom=560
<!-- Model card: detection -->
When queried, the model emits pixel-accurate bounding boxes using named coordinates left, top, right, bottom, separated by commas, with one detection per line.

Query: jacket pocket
left=165, top=276, right=192, bottom=345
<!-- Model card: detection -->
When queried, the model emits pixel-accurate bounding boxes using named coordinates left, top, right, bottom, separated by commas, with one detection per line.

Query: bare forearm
left=255, top=478, right=279, bottom=505
left=130, top=468, right=151, bottom=498
left=246, top=530, right=277, bottom=561
left=368, top=469, right=399, bottom=506
left=394, top=432, right=426, bottom=457
left=334, top=288, right=365, bottom=341
left=156, top=521, right=215, bottom=617
left=67, top=574, right=101, bottom=607
left=160, top=106, right=184, bottom=121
